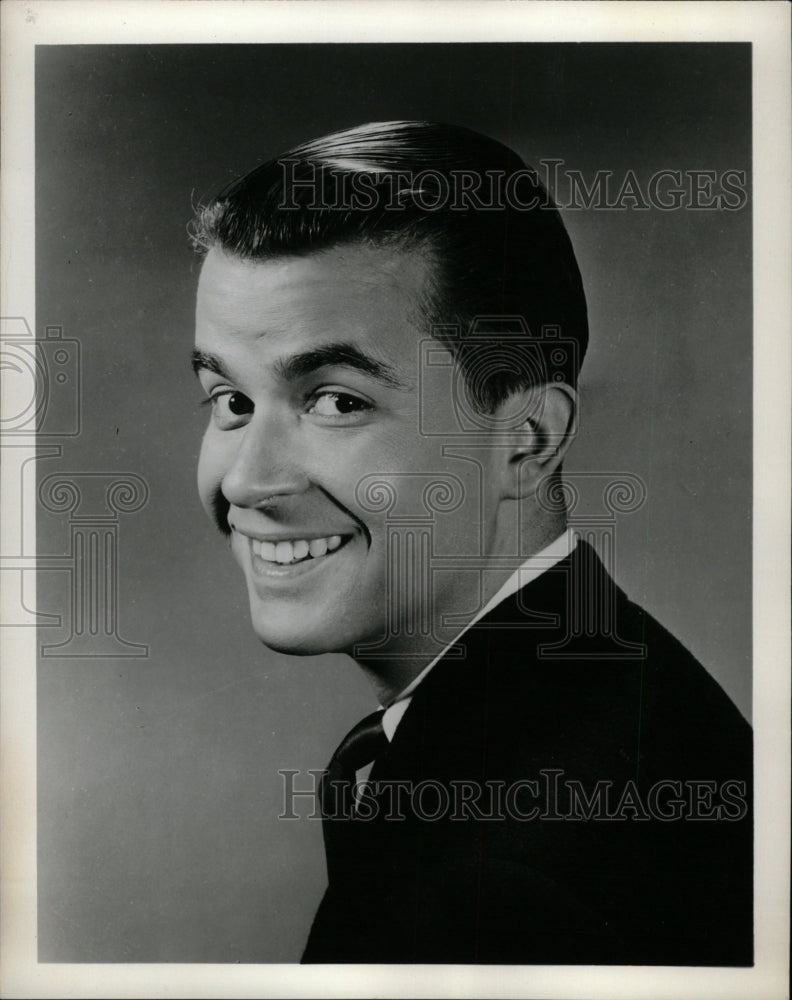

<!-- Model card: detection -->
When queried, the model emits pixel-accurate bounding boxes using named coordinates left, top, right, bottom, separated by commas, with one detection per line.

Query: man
left=189, top=121, right=752, bottom=964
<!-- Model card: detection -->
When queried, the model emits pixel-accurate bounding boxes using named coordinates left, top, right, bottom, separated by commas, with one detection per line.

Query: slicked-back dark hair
left=191, top=121, right=588, bottom=411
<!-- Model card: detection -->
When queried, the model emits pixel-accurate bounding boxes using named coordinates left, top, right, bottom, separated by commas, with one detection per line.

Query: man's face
left=195, top=244, right=504, bottom=657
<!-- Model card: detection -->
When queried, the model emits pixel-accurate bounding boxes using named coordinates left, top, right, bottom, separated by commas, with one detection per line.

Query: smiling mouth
left=250, top=533, right=352, bottom=566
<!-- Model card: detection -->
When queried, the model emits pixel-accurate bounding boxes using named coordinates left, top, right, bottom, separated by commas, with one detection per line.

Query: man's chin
left=248, top=614, right=361, bottom=657
left=254, top=631, right=336, bottom=657
left=244, top=578, right=387, bottom=655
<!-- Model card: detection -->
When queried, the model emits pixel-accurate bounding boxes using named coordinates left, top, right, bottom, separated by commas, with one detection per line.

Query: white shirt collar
left=381, top=527, right=578, bottom=742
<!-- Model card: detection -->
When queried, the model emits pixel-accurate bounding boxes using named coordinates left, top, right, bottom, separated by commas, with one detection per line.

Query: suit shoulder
left=475, top=571, right=751, bottom=780
left=620, top=594, right=751, bottom=767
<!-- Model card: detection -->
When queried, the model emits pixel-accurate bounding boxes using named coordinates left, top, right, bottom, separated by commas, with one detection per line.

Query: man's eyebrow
left=191, top=350, right=230, bottom=379
left=273, top=342, right=409, bottom=389
left=191, top=343, right=410, bottom=390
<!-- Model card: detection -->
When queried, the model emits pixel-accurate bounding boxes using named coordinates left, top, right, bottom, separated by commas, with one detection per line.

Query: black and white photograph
left=1, top=2, right=789, bottom=997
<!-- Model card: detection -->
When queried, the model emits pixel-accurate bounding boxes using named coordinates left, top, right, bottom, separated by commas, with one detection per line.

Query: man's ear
left=496, top=383, right=577, bottom=501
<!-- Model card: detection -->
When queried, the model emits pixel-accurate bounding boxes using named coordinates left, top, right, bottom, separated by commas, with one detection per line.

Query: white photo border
left=1, top=2, right=789, bottom=997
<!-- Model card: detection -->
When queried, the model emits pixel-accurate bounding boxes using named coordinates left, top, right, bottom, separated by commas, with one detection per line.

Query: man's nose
left=221, top=410, right=309, bottom=508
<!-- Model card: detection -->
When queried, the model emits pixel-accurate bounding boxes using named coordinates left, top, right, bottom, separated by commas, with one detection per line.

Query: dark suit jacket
left=302, top=541, right=753, bottom=965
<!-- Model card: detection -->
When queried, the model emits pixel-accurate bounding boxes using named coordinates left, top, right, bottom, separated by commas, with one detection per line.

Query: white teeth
left=275, top=541, right=293, bottom=564
left=252, top=534, right=348, bottom=564
left=293, top=539, right=310, bottom=560
left=309, top=538, right=329, bottom=558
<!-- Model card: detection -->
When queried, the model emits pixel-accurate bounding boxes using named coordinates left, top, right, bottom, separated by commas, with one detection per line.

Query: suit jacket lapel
left=370, top=540, right=604, bottom=787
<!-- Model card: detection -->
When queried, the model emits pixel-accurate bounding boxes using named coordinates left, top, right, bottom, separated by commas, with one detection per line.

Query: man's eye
left=307, top=391, right=372, bottom=418
left=225, top=392, right=253, bottom=416
left=205, top=390, right=254, bottom=427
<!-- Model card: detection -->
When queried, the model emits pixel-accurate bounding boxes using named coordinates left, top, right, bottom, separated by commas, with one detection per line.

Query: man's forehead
left=197, top=243, right=432, bottom=304
left=194, top=244, right=433, bottom=382
left=195, top=244, right=432, bottom=363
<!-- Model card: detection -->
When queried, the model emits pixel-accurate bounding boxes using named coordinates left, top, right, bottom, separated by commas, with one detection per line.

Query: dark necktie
left=320, top=709, right=388, bottom=882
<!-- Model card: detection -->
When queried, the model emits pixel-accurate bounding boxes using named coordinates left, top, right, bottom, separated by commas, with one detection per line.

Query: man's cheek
left=196, top=445, right=228, bottom=527
left=196, top=466, right=218, bottom=521
left=230, top=532, right=248, bottom=570
left=196, top=438, right=212, bottom=498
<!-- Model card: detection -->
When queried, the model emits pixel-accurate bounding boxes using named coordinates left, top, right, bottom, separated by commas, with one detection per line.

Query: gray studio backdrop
left=36, top=44, right=751, bottom=962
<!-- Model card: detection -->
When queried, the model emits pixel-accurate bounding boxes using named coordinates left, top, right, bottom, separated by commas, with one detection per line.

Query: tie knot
left=330, top=709, right=388, bottom=777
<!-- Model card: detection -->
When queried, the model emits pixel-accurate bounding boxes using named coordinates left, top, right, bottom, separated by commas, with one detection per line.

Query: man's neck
left=352, top=515, right=569, bottom=705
